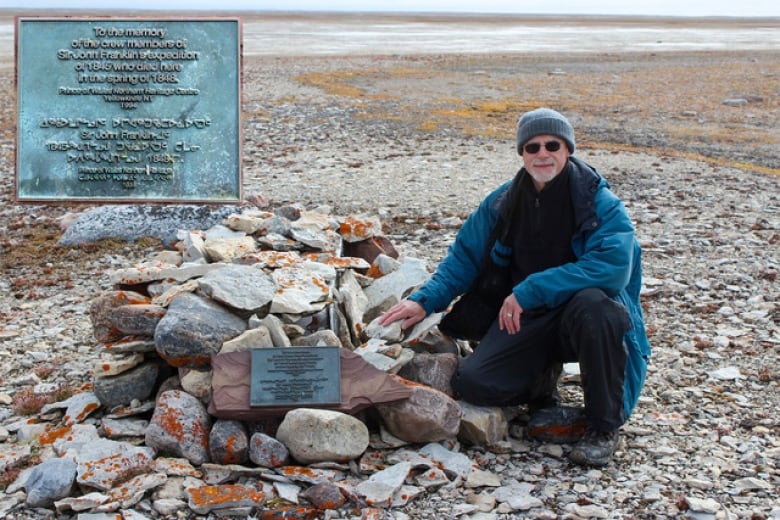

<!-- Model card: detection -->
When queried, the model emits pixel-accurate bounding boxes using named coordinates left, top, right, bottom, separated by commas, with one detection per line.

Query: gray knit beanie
left=516, top=108, right=576, bottom=154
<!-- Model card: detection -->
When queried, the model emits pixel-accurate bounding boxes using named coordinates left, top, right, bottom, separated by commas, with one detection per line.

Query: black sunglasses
left=523, top=140, right=563, bottom=154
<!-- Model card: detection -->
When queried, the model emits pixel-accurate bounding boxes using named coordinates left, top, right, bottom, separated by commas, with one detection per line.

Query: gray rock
left=338, top=268, right=369, bottom=343
left=51, top=424, right=101, bottom=456
left=256, top=232, right=300, bottom=251
left=465, top=468, right=501, bottom=488
left=93, top=362, right=159, bottom=409
left=106, top=473, right=168, bottom=511
left=61, top=392, right=102, bottom=426
left=111, top=303, right=166, bottom=337
left=112, top=262, right=224, bottom=286
left=337, top=214, right=383, bottom=242
left=100, top=417, right=149, bottom=438
left=74, top=439, right=156, bottom=491
left=89, top=290, right=151, bottom=343
left=686, top=496, right=722, bottom=514
left=204, top=223, right=246, bottom=240
left=299, top=482, right=346, bottom=509
left=355, top=461, right=412, bottom=508
left=203, top=236, right=257, bottom=263
left=145, top=390, right=212, bottom=465
left=221, top=326, right=274, bottom=352
left=186, top=482, right=268, bottom=515
left=255, top=314, right=292, bottom=347
left=59, top=204, right=237, bottom=247
left=197, top=264, right=276, bottom=315
left=291, top=329, right=342, bottom=347
left=275, top=204, right=303, bottom=222
left=276, top=408, right=370, bottom=464
left=154, top=292, right=246, bottom=367
left=363, top=257, right=431, bottom=313
left=457, top=401, right=508, bottom=447
left=261, top=214, right=293, bottom=236
left=273, top=481, right=301, bottom=504
left=24, top=458, right=77, bottom=508
left=419, top=443, right=476, bottom=480
left=397, top=352, right=458, bottom=396
left=209, top=420, right=248, bottom=465
left=224, top=209, right=274, bottom=234
left=376, top=383, right=462, bottom=443
left=92, top=352, right=145, bottom=377
left=179, top=367, right=212, bottom=402
left=722, top=98, right=748, bottom=106
left=270, top=266, right=331, bottom=314
left=248, top=432, right=290, bottom=468
left=289, top=227, right=338, bottom=251
left=493, top=483, right=544, bottom=511
left=178, top=230, right=208, bottom=263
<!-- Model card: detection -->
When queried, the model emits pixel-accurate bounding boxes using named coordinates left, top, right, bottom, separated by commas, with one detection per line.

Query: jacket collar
left=495, top=156, right=604, bottom=233
left=568, top=156, right=604, bottom=235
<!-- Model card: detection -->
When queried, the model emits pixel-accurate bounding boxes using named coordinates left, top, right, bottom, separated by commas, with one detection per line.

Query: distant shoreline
left=1, top=12, right=778, bottom=63
left=1, top=10, right=779, bottom=24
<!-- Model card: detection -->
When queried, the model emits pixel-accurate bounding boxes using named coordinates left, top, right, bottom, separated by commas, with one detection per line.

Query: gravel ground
left=1, top=21, right=779, bottom=519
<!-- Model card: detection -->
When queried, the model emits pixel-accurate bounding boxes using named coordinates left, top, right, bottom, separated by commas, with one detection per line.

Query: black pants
left=450, top=288, right=630, bottom=432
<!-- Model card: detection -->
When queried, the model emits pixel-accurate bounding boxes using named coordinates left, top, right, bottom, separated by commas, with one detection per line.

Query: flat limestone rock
left=58, top=205, right=237, bottom=247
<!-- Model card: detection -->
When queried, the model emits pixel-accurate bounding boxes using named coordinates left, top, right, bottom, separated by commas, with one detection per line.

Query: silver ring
left=506, top=313, right=512, bottom=317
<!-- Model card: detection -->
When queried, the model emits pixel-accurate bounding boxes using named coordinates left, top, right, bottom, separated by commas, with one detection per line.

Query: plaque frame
left=14, top=16, right=243, bottom=204
left=250, top=347, right=342, bottom=408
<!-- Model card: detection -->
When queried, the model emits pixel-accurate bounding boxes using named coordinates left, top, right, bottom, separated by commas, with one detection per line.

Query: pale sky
left=5, top=0, right=779, bottom=17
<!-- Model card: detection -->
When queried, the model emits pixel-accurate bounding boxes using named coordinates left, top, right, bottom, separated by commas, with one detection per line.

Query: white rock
left=276, top=408, right=369, bottom=464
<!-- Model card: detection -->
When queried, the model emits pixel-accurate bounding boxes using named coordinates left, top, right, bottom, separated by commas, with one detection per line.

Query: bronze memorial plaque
left=15, top=17, right=242, bottom=202
left=250, top=347, right=342, bottom=408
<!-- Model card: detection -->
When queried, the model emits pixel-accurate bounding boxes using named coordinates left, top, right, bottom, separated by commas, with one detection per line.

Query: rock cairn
left=2, top=203, right=520, bottom=518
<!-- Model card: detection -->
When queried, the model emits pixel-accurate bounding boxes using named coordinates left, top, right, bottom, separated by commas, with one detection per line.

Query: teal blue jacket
left=409, top=157, right=650, bottom=418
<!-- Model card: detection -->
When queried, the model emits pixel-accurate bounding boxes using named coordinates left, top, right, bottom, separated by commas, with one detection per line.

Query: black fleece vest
left=509, top=165, right=577, bottom=285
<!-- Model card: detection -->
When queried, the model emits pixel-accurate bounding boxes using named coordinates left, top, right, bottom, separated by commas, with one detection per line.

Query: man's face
left=521, top=134, right=570, bottom=188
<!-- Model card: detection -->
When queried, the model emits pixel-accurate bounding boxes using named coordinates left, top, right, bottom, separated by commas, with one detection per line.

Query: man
left=379, top=108, right=650, bottom=467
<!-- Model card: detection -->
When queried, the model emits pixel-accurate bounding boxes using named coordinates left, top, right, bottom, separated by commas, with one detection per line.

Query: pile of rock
left=3, top=203, right=515, bottom=518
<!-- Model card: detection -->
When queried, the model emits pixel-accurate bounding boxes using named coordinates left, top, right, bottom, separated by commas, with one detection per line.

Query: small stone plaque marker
left=15, top=17, right=242, bottom=202
left=250, top=347, right=342, bottom=407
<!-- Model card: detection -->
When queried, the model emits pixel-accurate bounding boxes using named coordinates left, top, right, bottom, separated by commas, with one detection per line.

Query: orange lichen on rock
left=64, top=401, right=100, bottom=424
left=278, top=466, right=336, bottom=481
left=222, top=435, right=242, bottom=464
left=338, top=216, right=379, bottom=241
left=187, top=483, right=266, bottom=510
left=365, top=264, right=384, bottom=279
left=38, top=425, right=73, bottom=445
left=311, top=275, right=329, bottom=294
left=154, top=399, right=186, bottom=441
left=153, top=392, right=209, bottom=450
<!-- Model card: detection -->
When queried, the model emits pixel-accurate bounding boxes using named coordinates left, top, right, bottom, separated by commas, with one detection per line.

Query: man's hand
left=499, top=294, right=523, bottom=335
left=378, top=300, right=426, bottom=330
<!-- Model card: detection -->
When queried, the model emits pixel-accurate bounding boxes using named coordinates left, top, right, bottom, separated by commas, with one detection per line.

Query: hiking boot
left=526, top=406, right=587, bottom=444
left=568, top=427, right=620, bottom=467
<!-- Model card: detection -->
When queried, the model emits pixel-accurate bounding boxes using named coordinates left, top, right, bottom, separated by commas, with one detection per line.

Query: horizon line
left=2, top=8, right=779, bottom=20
